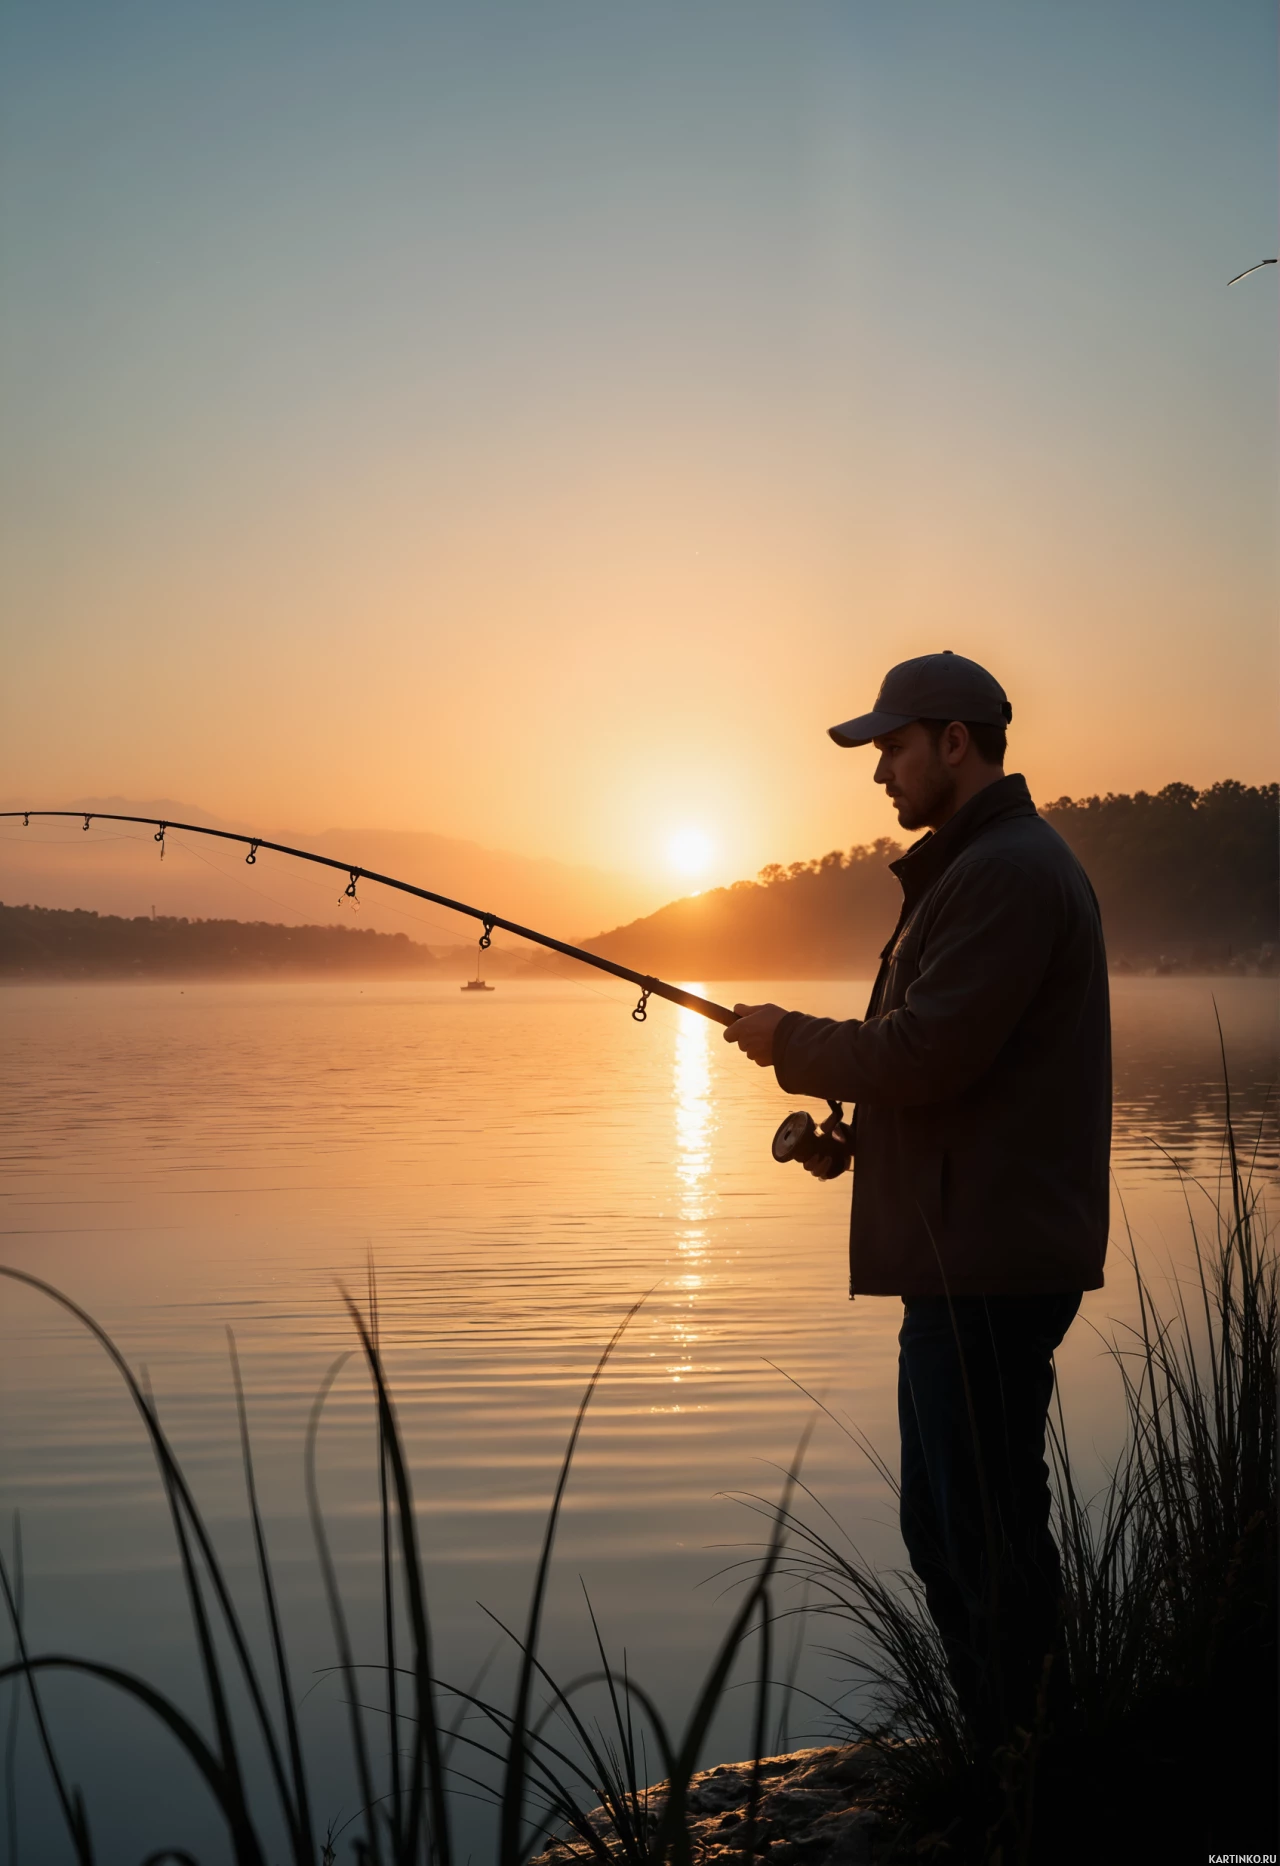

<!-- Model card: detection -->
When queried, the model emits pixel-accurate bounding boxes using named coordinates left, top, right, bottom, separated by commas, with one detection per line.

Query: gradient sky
left=1, top=0, right=1274, bottom=894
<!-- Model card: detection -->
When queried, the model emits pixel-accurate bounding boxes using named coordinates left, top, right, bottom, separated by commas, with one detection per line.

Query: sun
left=666, top=827, right=714, bottom=880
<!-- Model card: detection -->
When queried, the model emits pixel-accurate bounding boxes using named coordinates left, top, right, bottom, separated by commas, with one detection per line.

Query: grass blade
left=226, top=1329, right=316, bottom=1861
left=341, top=1290, right=451, bottom=1866
left=0, top=1544, right=93, bottom=1865
left=304, top=1353, right=384, bottom=1866
left=497, top=1297, right=646, bottom=1866
left=0, top=1659, right=262, bottom=1866
left=0, top=1268, right=293, bottom=1850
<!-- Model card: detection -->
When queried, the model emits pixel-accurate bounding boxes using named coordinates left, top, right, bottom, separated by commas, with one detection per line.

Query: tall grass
left=0, top=1278, right=797, bottom=1866
left=760, top=1086, right=1277, bottom=1863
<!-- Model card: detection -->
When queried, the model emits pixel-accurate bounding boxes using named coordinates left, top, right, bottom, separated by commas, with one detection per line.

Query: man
left=723, top=650, right=1110, bottom=1752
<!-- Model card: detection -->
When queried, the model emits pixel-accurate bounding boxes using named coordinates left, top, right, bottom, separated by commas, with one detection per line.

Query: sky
left=1, top=0, right=1275, bottom=900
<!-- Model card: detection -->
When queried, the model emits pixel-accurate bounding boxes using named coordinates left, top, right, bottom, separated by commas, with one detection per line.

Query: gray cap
left=829, top=651, right=1012, bottom=748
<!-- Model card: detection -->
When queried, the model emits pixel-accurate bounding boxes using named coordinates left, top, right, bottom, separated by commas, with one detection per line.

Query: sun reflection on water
left=663, top=986, right=715, bottom=1387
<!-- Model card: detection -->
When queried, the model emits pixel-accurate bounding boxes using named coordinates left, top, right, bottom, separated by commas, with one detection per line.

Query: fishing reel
left=772, top=1101, right=851, bottom=1177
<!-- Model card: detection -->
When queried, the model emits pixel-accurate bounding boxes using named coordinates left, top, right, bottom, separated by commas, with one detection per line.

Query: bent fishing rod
left=4, top=810, right=737, bottom=1028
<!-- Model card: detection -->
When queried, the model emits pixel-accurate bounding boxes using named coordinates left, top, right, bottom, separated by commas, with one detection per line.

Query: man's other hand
left=804, top=1145, right=851, bottom=1181
left=723, top=1002, right=788, bottom=1067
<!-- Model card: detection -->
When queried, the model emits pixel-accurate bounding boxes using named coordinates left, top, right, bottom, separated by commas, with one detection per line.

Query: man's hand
left=804, top=1147, right=850, bottom=1180
left=723, top=1002, right=789, bottom=1068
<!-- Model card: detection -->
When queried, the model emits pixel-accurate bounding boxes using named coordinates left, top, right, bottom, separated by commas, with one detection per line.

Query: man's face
left=872, top=721, right=955, bottom=832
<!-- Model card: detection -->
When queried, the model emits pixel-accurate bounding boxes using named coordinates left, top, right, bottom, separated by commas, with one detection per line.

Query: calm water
left=0, top=976, right=1274, bottom=1862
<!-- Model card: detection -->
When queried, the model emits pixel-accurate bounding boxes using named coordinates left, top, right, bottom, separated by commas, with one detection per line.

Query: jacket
left=772, top=773, right=1110, bottom=1296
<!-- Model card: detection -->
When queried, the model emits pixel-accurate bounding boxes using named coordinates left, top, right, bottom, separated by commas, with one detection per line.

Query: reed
left=0, top=1277, right=795, bottom=1866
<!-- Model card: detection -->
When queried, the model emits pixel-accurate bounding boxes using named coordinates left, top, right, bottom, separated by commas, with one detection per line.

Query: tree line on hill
left=584, top=780, right=1278, bottom=978
left=2, top=781, right=1275, bottom=981
left=0, top=906, right=442, bottom=979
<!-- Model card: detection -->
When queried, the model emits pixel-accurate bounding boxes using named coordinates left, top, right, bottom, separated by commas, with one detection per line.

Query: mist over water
left=0, top=976, right=1274, bottom=1861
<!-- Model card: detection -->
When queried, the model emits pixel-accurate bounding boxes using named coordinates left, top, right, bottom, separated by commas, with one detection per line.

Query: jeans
left=897, top=1290, right=1082, bottom=1748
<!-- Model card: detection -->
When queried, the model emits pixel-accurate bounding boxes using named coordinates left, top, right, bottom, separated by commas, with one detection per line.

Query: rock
left=528, top=1743, right=894, bottom=1864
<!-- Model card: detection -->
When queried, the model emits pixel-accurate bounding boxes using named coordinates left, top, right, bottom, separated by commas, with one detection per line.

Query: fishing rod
left=3, top=810, right=738, bottom=1028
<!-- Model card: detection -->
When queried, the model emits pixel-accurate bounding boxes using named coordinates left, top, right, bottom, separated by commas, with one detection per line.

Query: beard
left=891, top=762, right=957, bottom=832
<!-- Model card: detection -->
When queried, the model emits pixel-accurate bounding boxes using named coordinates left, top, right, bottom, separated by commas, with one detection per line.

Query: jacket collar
left=890, top=772, right=1037, bottom=910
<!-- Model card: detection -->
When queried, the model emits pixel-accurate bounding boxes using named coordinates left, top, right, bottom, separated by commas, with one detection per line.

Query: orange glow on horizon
left=1, top=5, right=1272, bottom=912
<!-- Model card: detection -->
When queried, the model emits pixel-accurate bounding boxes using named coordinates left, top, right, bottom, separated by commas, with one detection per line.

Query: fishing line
left=4, top=811, right=736, bottom=1027
left=168, top=832, right=371, bottom=927
left=174, top=826, right=467, bottom=940
left=6, top=816, right=655, bottom=1021
left=167, top=830, right=651, bottom=1021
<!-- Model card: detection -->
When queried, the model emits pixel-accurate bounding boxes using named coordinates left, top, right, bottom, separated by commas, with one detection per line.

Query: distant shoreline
left=2, top=901, right=1275, bottom=985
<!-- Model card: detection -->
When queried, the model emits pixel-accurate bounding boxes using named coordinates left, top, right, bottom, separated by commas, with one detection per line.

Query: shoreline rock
left=533, top=1743, right=894, bottom=1863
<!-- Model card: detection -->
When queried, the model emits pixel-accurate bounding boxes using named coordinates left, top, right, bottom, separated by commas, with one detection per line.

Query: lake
left=0, top=975, right=1274, bottom=1862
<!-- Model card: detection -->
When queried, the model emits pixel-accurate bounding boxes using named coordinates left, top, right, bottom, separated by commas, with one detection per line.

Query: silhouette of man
left=723, top=651, right=1110, bottom=1751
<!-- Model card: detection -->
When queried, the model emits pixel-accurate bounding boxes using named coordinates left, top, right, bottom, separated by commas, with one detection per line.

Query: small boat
left=462, top=954, right=495, bottom=993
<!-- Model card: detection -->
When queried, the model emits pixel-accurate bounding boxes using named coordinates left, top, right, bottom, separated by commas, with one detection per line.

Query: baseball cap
left=828, top=651, right=1012, bottom=748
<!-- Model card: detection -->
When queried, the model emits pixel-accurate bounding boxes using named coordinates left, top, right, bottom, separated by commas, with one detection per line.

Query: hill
left=583, top=781, right=1278, bottom=978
